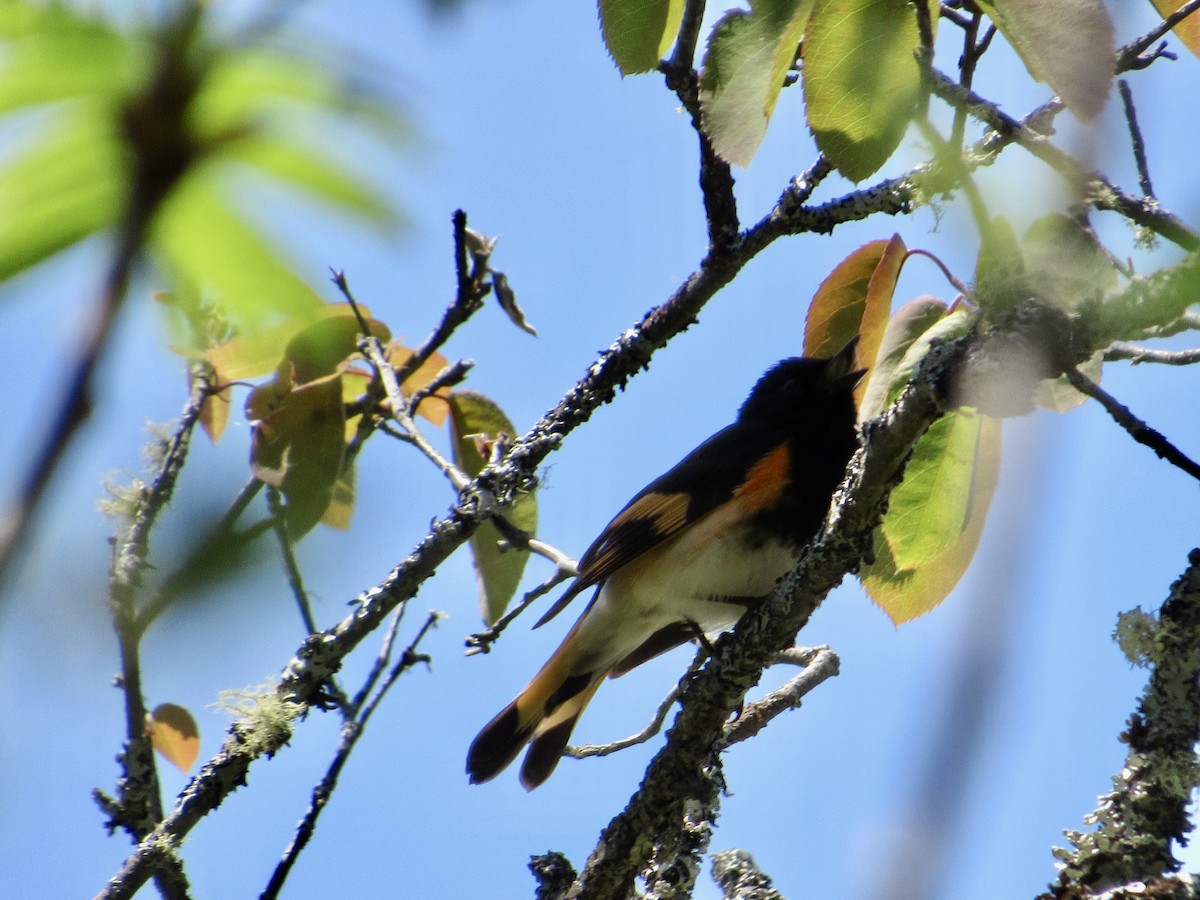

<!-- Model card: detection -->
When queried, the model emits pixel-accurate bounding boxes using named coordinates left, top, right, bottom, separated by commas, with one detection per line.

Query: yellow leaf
left=146, top=703, right=200, bottom=773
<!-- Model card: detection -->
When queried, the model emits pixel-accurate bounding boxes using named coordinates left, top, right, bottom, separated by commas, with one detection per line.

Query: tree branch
left=1042, top=549, right=1200, bottom=897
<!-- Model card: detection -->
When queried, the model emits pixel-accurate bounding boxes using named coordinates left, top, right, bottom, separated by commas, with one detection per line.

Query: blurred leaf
left=448, top=391, right=538, bottom=624
left=858, top=295, right=948, bottom=422
left=974, top=216, right=1027, bottom=313
left=1035, top=349, right=1103, bottom=413
left=1149, top=0, right=1200, bottom=57
left=0, top=4, right=140, bottom=114
left=202, top=304, right=372, bottom=383
left=221, top=135, right=399, bottom=227
left=598, top=0, right=686, bottom=74
left=1022, top=213, right=1118, bottom=309
left=388, top=345, right=453, bottom=427
left=861, top=410, right=1001, bottom=623
left=0, top=111, right=125, bottom=282
left=322, top=461, right=357, bottom=530
left=146, top=703, right=200, bottom=773
left=0, top=1, right=409, bottom=309
left=803, top=0, right=934, bottom=182
left=974, top=0, right=1113, bottom=120
left=804, top=234, right=907, bottom=405
left=152, top=176, right=325, bottom=326
left=282, top=314, right=390, bottom=386
left=699, top=0, right=814, bottom=167
left=250, top=376, right=346, bottom=538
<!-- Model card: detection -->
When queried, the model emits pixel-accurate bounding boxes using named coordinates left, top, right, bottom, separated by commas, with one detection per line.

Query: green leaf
left=598, top=0, right=686, bottom=75
left=249, top=376, right=346, bottom=539
left=861, top=409, right=1001, bottom=623
left=974, top=216, right=1027, bottom=313
left=448, top=391, right=538, bottom=625
left=974, top=0, right=1113, bottom=120
left=151, top=175, right=324, bottom=327
left=804, top=233, right=907, bottom=405
left=699, top=0, right=815, bottom=167
left=857, top=295, right=948, bottom=421
left=0, top=4, right=139, bottom=114
left=0, top=111, right=125, bottom=282
left=884, top=411, right=988, bottom=569
left=222, top=135, right=399, bottom=226
left=1022, top=213, right=1118, bottom=310
left=802, top=0, right=932, bottom=182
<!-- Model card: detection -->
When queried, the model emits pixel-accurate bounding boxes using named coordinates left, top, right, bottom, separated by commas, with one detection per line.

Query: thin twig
left=1103, top=343, right=1200, bottom=366
left=103, top=367, right=211, bottom=899
left=1118, top=80, right=1156, bottom=200
left=260, top=610, right=441, bottom=900
left=464, top=537, right=579, bottom=655
left=928, top=68, right=1200, bottom=252
left=1064, top=368, right=1200, bottom=484
left=567, top=653, right=706, bottom=760
left=1117, top=0, right=1200, bottom=72
left=408, top=358, right=474, bottom=417
left=361, top=335, right=472, bottom=491
left=266, top=487, right=320, bottom=637
left=723, top=647, right=840, bottom=746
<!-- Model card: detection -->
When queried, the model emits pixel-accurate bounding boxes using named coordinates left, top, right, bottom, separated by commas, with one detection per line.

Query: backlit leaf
left=0, top=5, right=140, bottom=114
left=699, top=0, right=815, bottom=167
left=0, top=111, right=124, bottom=282
left=857, top=295, right=948, bottom=422
left=146, top=703, right=200, bottom=773
left=803, top=0, right=933, bottom=182
left=599, top=0, right=686, bottom=74
left=222, top=135, right=398, bottom=226
left=153, top=177, right=323, bottom=327
left=1022, top=213, right=1117, bottom=310
left=448, top=391, right=538, bottom=624
left=804, top=234, right=906, bottom=404
left=203, top=304, right=371, bottom=383
left=974, top=216, right=1027, bottom=313
left=974, top=0, right=1113, bottom=120
left=250, top=376, right=346, bottom=538
left=388, top=345, right=453, bottom=427
left=861, top=410, right=1001, bottom=623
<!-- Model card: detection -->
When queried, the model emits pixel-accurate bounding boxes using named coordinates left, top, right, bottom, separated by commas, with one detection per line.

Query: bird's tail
left=466, top=638, right=607, bottom=790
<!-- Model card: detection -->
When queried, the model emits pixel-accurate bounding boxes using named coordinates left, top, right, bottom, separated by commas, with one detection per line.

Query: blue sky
left=2, top=2, right=1199, bottom=898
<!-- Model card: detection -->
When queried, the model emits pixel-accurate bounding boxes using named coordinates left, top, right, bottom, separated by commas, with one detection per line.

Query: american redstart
left=467, top=340, right=864, bottom=789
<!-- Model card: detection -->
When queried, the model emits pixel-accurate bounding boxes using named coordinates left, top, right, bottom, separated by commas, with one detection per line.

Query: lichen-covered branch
left=1042, top=549, right=1200, bottom=898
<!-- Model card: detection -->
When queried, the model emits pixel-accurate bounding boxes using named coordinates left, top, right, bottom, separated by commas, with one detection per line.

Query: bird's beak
left=823, top=335, right=868, bottom=388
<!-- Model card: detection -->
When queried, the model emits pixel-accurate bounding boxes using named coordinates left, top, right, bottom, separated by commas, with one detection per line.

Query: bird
left=466, top=339, right=864, bottom=790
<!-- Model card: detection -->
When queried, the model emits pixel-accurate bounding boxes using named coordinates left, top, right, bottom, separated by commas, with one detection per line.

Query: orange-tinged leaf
left=804, top=234, right=907, bottom=403
left=448, top=391, right=538, bottom=624
left=860, top=411, right=1001, bottom=623
left=146, top=703, right=199, bottom=773
left=1150, top=0, right=1200, bottom=57
left=387, top=344, right=453, bottom=427
left=321, top=463, right=356, bottom=530
left=250, top=376, right=346, bottom=538
left=203, top=303, right=380, bottom=383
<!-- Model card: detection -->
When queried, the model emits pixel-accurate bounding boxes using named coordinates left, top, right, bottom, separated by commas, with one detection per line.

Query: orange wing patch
left=607, top=491, right=689, bottom=536
left=734, top=442, right=790, bottom=514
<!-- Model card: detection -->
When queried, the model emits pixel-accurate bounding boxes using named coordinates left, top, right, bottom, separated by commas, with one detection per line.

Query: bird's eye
left=782, top=378, right=797, bottom=394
